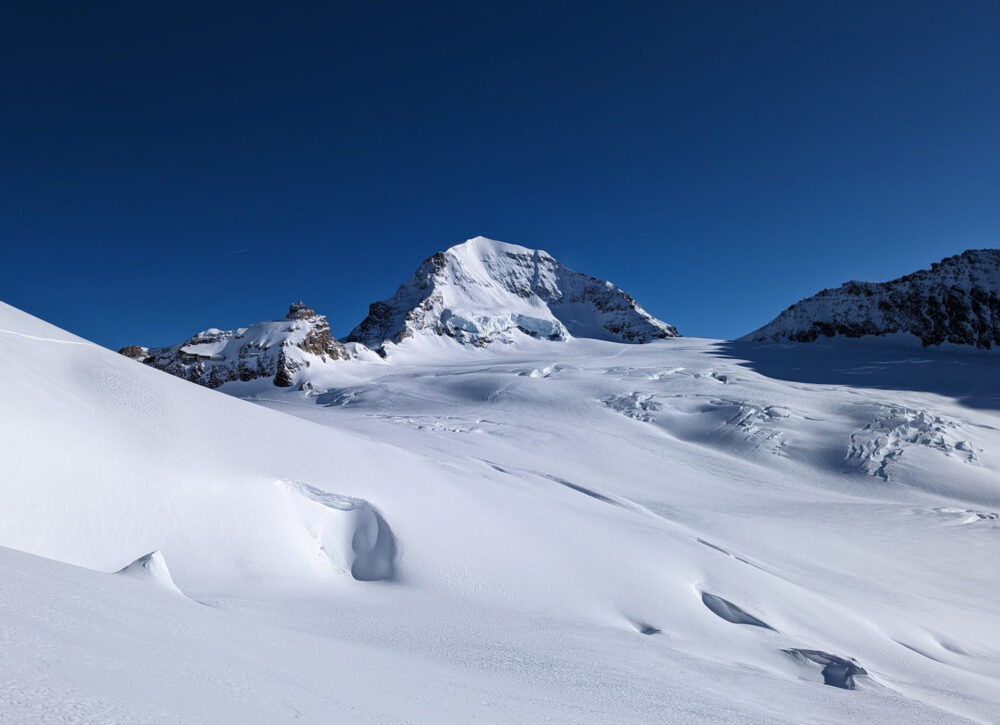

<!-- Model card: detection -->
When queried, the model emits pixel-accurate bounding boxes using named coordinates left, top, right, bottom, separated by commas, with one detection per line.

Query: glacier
left=1, top=294, right=999, bottom=723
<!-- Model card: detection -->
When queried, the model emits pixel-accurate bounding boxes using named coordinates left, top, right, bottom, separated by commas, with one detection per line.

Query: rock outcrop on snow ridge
left=744, top=249, right=1000, bottom=349
left=347, top=236, right=678, bottom=353
left=119, top=302, right=350, bottom=388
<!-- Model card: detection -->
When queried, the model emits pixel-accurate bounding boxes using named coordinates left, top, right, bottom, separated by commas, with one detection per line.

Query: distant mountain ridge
left=745, top=249, right=1000, bottom=349
left=120, top=236, right=678, bottom=387
left=346, top=236, right=678, bottom=353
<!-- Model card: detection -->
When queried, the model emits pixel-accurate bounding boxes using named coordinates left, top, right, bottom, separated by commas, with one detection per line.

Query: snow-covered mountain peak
left=453, top=234, right=535, bottom=257
left=745, top=248, right=1000, bottom=349
left=347, top=236, right=678, bottom=352
left=120, top=302, right=350, bottom=388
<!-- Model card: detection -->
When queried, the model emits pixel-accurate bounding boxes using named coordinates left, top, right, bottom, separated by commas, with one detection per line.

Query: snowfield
left=1, top=299, right=999, bottom=724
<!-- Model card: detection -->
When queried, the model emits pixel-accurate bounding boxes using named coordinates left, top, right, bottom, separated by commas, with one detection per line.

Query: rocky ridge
left=120, top=302, right=349, bottom=388
left=119, top=237, right=679, bottom=386
left=744, top=249, right=1000, bottom=349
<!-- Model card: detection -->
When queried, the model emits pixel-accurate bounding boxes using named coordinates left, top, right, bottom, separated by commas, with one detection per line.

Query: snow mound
left=115, top=550, right=185, bottom=596
left=347, top=236, right=678, bottom=352
left=744, top=249, right=1000, bottom=349
left=285, top=481, right=397, bottom=582
left=629, top=619, right=663, bottom=635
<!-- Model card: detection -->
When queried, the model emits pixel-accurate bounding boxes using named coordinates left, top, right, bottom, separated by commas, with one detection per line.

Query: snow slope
left=1, top=299, right=999, bottom=723
left=745, top=249, right=1000, bottom=349
left=347, top=236, right=678, bottom=352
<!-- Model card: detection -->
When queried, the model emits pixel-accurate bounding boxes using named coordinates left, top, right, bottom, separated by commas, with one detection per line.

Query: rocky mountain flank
left=119, top=302, right=349, bottom=388
left=347, top=236, right=678, bottom=353
left=744, top=249, right=1000, bottom=349
left=119, top=237, right=679, bottom=386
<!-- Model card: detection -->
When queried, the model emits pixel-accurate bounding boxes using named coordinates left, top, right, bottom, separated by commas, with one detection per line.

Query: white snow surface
left=346, top=236, right=678, bottom=351
left=1, top=300, right=999, bottom=723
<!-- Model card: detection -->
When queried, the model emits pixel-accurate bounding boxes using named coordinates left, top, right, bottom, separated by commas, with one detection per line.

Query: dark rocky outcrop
left=117, top=344, right=149, bottom=361
left=745, top=249, right=1000, bottom=349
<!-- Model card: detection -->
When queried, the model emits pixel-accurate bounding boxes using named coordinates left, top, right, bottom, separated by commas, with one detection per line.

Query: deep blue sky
left=3, top=1, right=999, bottom=347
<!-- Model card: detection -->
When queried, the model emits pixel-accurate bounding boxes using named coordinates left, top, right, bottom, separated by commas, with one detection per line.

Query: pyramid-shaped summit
left=347, top=237, right=678, bottom=352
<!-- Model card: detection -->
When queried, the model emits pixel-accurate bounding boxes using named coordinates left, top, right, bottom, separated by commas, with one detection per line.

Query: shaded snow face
left=347, top=236, right=678, bottom=351
left=745, top=248, right=1000, bottom=349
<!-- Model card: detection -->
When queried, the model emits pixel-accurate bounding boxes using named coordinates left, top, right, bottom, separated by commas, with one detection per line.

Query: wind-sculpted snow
left=237, top=332, right=1000, bottom=718
left=347, top=236, right=678, bottom=352
left=933, top=507, right=999, bottom=524
left=3, top=299, right=1000, bottom=724
left=745, top=248, right=1000, bottom=348
left=285, top=481, right=397, bottom=582
left=0, top=302, right=414, bottom=592
left=783, top=650, right=869, bottom=690
left=701, top=592, right=775, bottom=630
left=115, top=550, right=187, bottom=598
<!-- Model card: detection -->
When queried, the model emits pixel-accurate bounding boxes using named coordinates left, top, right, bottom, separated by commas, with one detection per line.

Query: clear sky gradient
left=3, top=1, right=999, bottom=348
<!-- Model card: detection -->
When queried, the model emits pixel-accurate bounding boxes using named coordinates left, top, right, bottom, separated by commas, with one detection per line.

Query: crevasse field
left=1, top=299, right=998, bottom=724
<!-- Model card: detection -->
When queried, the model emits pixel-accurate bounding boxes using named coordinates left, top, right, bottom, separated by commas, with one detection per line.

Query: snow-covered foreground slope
left=1, top=300, right=999, bottom=723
